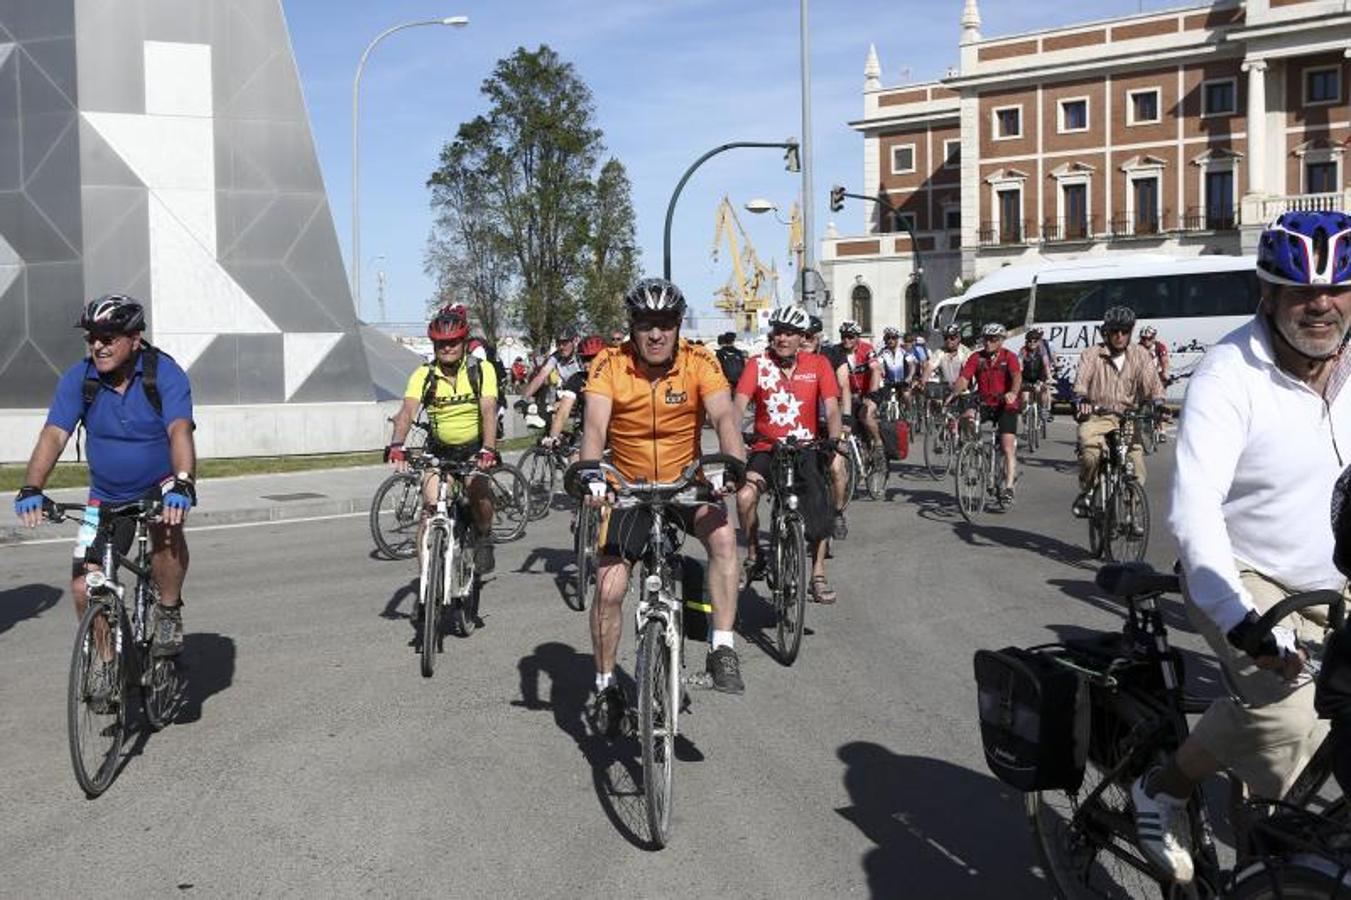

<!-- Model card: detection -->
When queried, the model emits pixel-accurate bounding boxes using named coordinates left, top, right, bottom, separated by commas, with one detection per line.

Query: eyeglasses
left=1102, top=327, right=1131, bottom=336
left=631, top=314, right=680, bottom=332
left=433, top=338, right=465, bottom=349
left=770, top=328, right=805, bottom=339
left=982, top=335, right=1003, bottom=342
left=84, top=332, right=128, bottom=346
left=609, top=334, right=625, bottom=344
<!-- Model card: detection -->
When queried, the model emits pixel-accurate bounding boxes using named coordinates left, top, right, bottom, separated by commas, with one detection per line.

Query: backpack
left=420, top=357, right=485, bottom=439
left=76, top=342, right=175, bottom=460
left=716, top=346, right=746, bottom=389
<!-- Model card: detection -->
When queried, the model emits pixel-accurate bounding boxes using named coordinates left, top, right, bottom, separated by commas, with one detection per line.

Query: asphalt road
left=0, top=423, right=1196, bottom=898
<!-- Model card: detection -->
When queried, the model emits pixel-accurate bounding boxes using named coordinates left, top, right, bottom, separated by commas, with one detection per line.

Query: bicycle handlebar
left=43, top=498, right=164, bottom=524
left=1244, top=590, right=1347, bottom=659
left=562, top=453, right=746, bottom=502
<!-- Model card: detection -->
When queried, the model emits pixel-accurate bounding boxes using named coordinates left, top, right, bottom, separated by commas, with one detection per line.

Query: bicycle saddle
left=1095, top=562, right=1180, bottom=598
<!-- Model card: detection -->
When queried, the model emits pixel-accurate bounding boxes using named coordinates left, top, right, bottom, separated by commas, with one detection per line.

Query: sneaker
left=87, top=657, right=117, bottom=714
left=1071, top=493, right=1091, bottom=519
left=1157, top=431, right=1168, bottom=444
left=742, top=551, right=767, bottom=585
left=832, top=513, right=848, bottom=540
left=1000, top=486, right=1016, bottom=506
left=151, top=603, right=183, bottom=657
left=474, top=535, right=496, bottom=574
left=591, top=684, right=628, bottom=740
left=706, top=646, right=745, bottom=694
left=1131, top=771, right=1194, bottom=883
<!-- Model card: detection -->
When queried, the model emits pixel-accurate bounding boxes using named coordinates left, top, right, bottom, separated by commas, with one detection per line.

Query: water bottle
left=74, top=501, right=100, bottom=560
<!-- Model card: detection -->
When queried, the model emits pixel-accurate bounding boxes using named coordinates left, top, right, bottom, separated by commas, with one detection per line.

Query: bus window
left=1035, top=277, right=1171, bottom=321
left=952, top=288, right=1030, bottom=341
left=1178, top=270, right=1259, bottom=317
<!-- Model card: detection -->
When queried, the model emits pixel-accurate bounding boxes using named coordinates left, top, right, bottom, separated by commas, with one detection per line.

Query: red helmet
left=579, top=334, right=606, bottom=358
left=427, top=306, right=469, bottom=341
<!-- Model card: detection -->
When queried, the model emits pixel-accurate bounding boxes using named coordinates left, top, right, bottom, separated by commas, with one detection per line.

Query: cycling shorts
left=980, top=406, right=1018, bottom=436
left=746, top=449, right=775, bottom=484
left=599, top=503, right=703, bottom=563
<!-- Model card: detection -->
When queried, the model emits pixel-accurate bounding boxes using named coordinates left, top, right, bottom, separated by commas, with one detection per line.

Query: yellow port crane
left=711, top=196, right=778, bottom=332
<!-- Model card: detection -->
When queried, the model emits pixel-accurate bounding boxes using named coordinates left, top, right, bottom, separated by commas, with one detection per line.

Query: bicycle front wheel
left=1106, top=479, right=1150, bottom=563
left=636, top=618, right=675, bottom=848
left=370, top=472, right=421, bottom=559
left=1140, top=416, right=1156, bottom=455
left=1023, top=409, right=1040, bottom=454
left=487, top=464, right=530, bottom=543
left=517, top=447, right=556, bottom=520
left=865, top=447, right=889, bottom=500
left=449, top=532, right=477, bottom=637
left=924, top=421, right=955, bottom=480
left=774, top=515, right=808, bottom=665
left=954, top=442, right=988, bottom=523
left=421, top=530, right=447, bottom=678
left=570, top=504, right=600, bottom=612
left=68, top=602, right=126, bottom=797
left=839, top=446, right=858, bottom=510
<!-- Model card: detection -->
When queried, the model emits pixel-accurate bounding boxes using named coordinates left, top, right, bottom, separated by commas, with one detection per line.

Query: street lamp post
left=798, top=0, right=816, bottom=314
left=351, top=16, right=468, bottom=318
left=831, top=187, right=930, bottom=331
left=745, top=198, right=805, bottom=299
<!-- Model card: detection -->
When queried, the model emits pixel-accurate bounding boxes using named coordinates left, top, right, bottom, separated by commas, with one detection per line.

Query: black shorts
left=425, top=438, right=482, bottom=462
left=980, top=406, right=1019, bottom=436
left=746, top=449, right=775, bottom=484
left=599, top=503, right=706, bottom=563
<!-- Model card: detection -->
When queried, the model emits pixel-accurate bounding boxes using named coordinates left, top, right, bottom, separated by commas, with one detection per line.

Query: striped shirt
left=1072, top=343, right=1164, bottom=413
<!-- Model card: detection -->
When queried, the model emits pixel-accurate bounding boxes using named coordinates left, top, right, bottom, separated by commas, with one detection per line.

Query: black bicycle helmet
left=1103, top=306, right=1136, bottom=330
left=624, top=277, right=687, bottom=317
left=77, top=293, right=146, bottom=333
left=942, top=324, right=961, bottom=338
left=807, top=315, right=823, bottom=336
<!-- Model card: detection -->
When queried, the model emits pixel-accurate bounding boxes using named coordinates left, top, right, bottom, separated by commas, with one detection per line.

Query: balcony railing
left=1109, top=209, right=1171, bottom=239
left=1180, top=207, right=1238, bottom=232
left=977, top=220, right=1032, bottom=246
left=1041, top=216, right=1100, bottom=244
left=1258, top=191, right=1351, bottom=222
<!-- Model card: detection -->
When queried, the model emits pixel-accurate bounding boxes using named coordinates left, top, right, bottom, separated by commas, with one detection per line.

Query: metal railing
left=977, top=220, right=1032, bottom=246
left=1109, top=209, right=1171, bottom=239
left=1041, top=216, right=1099, bottom=243
left=1180, top=207, right=1238, bottom=232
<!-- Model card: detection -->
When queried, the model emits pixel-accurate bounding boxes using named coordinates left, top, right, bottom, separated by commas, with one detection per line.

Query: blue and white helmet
left=1257, top=211, right=1351, bottom=287
left=768, top=305, right=810, bottom=332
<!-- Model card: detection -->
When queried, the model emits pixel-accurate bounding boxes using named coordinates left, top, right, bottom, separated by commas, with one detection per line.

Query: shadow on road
left=954, top=523, right=1095, bottom=570
left=177, top=632, right=236, bottom=725
left=886, top=485, right=961, bottom=521
left=836, top=741, right=1045, bottom=897
left=1046, top=576, right=1199, bottom=635
left=380, top=578, right=418, bottom=621
left=0, top=583, right=63, bottom=636
left=513, top=641, right=668, bottom=850
left=517, top=545, right=577, bottom=607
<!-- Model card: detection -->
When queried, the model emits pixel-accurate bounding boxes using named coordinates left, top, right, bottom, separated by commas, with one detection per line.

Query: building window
left=1205, top=170, right=1235, bottom=229
left=851, top=284, right=873, bottom=334
left=944, top=207, right=961, bottom=231
left=993, top=106, right=1022, bottom=139
left=1059, top=98, right=1089, bottom=133
left=1202, top=79, right=1237, bottom=116
left=943, top=139, right=961, bottom=169
left=1127, top=88, right=1161, bottom=125
left=1305, top=67, right=1341, bottom=105
left=891, top=144, right=916, bottom=174
left=1133, top=176, right=1160, bottom=233
left=1308, top=161, right=1339, bottom=194
left=997, top=188, right=1022, bottom=242
left=1062, top=183, right=1089, bottom=239
left=893, top=211, right=918, bottom=234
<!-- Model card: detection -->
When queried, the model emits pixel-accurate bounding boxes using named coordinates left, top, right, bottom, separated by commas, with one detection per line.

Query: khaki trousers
left=1184, top=564, right=1335, bottom=800
left=1077, top=414, right=1145, bottom=492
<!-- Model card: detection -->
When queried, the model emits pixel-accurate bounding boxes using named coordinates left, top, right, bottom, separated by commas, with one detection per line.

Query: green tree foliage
left=427, top=45, right=639, bottom=348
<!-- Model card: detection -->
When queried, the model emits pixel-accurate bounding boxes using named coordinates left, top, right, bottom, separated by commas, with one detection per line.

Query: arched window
left=851, top=284, right=873, bottom=334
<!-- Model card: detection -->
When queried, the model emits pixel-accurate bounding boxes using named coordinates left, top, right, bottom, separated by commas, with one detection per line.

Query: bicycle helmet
left=882, top=326, right=901, bottom=339
left=914, top=335, right=926, bottom=346
left=557, top=326, right=579, bottom=342
left=579, top=334, right=605, bottom=358
left=768, top=305, right=810, bottom=332
left=1257, top=211, right=1351, bottom=287
left=942, top=324, right=961, bottom=339
left=1025, top=327, right=1043, bottom=340
left=427, top=305, right=469, bottom=341
left=807, top=315, right=823, bottom=336
left=981, top=322, right=1007, bottom=338
left=624, top=277, right=687, bottom=317
left=77, top=293, right=145, bottom=333
left=839, top=320, right=863, bottom=338
left=1102, top=306, right=1136, bottom=331
left=1140, top=325, right=1157, bottom=339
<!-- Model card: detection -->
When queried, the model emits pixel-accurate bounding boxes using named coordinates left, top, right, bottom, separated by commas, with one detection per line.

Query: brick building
left=819, top=0, right=1351, bottom=336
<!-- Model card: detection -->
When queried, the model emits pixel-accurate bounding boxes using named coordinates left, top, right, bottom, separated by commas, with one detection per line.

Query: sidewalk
left=0, top=464, right=396, bottom=545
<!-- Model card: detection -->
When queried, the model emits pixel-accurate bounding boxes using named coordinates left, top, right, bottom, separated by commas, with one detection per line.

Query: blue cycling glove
left=14, top=485, right=45, bottom=518
left=161, top=476, right=196, bottom=512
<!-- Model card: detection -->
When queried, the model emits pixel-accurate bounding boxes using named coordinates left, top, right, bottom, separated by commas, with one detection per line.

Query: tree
left=581, top=158, right=640, bottom=333
left=426, top=46, right=636, bottom=349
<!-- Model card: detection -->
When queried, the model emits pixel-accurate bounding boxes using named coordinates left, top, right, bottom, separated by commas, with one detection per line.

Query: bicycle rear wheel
left=774, top=515, right=808, bottom=665
left=487, top=464, right=530, bottom=542
left=449, top=531, right=477, bottom=637
left=636, top=618, right=675, bottom=848
left=1107, top=479, right=1150, bottom=563
left=140, top=583, right=181, bottom=731
left=517, top=447, right=555, bottom=520
left=570, top=504, right=600, bottom=612
left=421, top=531, right=446, bottom=678
left=954, top=442, right=988, bottom=523
left=68, top=602, right=125, bottom=797
left=370, top=472, right=421, bottom=559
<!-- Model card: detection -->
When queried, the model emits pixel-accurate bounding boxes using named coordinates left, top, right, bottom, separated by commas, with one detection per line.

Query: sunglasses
left=609, top=335, right=625, bottom=343
left=632, top=314, right=681, bottom=332
left=1102, top=327, right=1131, bottom=336
left=771, top=327, right=805, bottom=338
left=982, top=335, right=1003, bottom=341
left=433, top=338, right=465, bottom=349
left=84, top=332, right=128, bottom=346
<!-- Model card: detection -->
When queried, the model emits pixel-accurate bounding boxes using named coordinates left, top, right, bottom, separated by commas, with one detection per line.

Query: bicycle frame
left=416, top=462, right=474, bottom=606
left=633, top=498, right=684, bottom=743
left=81, top=505, right=157, bottom=672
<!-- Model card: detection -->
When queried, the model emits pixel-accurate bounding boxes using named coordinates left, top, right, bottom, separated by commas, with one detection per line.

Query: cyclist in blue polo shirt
left=14, top=294, right=196, bottom=668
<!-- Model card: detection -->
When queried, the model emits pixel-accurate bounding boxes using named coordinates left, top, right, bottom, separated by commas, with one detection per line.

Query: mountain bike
left=415, top=456, right=484, bottom=677
left=516, top=431, right=576, bottom=520
left=1013, top=563, right=1349, bottom=898
left=1082, top=409, right=1149, bottom=562
left=47, top=499, right=184, bottom=797
left=564, top=453, right=746, bottom=849
left=954, top=406, right=1017, bottom=522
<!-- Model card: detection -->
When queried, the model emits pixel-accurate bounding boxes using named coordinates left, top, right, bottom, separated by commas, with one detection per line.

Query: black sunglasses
left=433, top=338, right=465, bottom=349
left=631, top=314, right=680, bottom=332
left=84, top=332, right=129, bottom=346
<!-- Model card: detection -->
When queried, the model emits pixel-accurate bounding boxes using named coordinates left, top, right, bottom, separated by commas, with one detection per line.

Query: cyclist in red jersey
left=824, top=320, right=883, bottom=453
left=951, top=322, right=1023, bottom=502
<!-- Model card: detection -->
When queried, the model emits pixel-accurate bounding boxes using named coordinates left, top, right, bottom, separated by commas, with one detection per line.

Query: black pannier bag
left=973, top=646, right=1089, bottom=792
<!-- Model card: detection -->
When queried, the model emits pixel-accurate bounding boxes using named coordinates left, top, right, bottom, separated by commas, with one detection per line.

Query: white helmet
left=839, top=320, right=863, bottom=337
left=981, top=322, right=1007, bottom=338
left=768, top=306, right=810, bottom=332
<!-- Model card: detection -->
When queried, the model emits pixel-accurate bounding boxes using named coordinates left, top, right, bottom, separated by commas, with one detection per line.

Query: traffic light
left=784, top=140, right=800, bottom=173
left=830, top=185, right=845, bottom=213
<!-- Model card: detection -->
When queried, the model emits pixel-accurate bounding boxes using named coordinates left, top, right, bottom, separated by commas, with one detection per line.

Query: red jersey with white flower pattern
left=735, top=351, right=839, bottom=451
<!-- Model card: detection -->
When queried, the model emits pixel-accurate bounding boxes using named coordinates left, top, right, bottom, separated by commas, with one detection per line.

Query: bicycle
left=516, top=431, right=576, bottom=521
left=922, top=384, right=967, bottom=480
left=1021, top=384, right=1048, bottom=454
left=744, top=433, right=822, bottom=665
left=1081, top=408, right=1149, bottom=563
left=563, top=453, right=746, bottom=849
left=47, top=499, right=184, bottom=797
left=414, top=455, right=485, bottom=677
left=843, top=407, right=889, bottom=502
left=953, top=404, right=1018, bottom=522
left=1005, top=563, right=1349, bottom=898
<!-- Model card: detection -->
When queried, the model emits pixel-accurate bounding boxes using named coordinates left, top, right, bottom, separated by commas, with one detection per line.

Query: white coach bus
left=930, top=254, right=1258, bottom=402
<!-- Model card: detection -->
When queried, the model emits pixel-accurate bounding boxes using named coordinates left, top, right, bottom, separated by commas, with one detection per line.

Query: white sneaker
left=1131, top=771, right=1194, bottom=884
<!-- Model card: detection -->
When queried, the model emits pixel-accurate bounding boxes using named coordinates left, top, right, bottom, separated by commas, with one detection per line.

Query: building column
left=1242, top=58, right=1268, bottom=196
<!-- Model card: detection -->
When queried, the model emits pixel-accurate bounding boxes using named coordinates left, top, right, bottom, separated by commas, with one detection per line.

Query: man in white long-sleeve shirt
left=1129, top=210, right=1351, bottom=885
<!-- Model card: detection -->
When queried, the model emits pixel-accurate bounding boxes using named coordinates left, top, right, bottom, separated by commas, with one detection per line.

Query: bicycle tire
left=1024, top=408, right=1040, bottom=454
left=1140, top=415, right=1157, bottom=455
left=140, top=582, right=180, bottom=731
left=775, top=515, right=809, bottom=665
left=517, top=447, right=555, bottom=520
left=570, top=505, right=599, bottom=612
left=370, top=472, right=421, bottom=560
left=636, top=618, right=675, bottom=848
left=1107, top=478, right=1150, bottom=563
left=924, top=421, right=956, bottom=480
left=1227, top=863, right=1346, bottom=900
left=487, top=463, right=530, bottom=543
left=954, top=442, right=987, bottom=523
left=421, top=530, right=446, bottom=678
left=1027, top=757, right=1167, bottom=899
left=840, top=446, right=858, bottom=509
left=68, top=602, right=125, bottom=797
left=865, top=447, right=888, bottom=501
left=449, top=531, right=477, bottom=637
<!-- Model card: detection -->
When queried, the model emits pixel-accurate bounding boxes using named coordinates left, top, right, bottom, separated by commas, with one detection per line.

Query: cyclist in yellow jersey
left=387, top=306, right=500, bottom=574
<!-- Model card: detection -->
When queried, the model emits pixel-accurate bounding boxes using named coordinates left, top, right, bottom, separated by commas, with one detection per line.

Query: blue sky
left=286, top=0, right=1191, bottom=329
